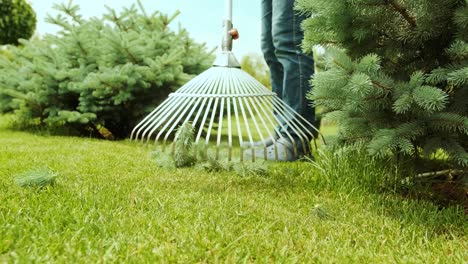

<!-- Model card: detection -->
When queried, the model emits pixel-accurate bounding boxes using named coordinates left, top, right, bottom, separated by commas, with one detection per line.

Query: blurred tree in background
left=0, top=0, right=36, bottom=45
left=241, top=53, right=271, bottom=89
left=0, top=1, right=213, bottom=139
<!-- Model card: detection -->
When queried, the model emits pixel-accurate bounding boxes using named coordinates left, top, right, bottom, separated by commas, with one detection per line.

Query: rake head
left=130, top=52, right=318, bottom=162
left=131, top=0, right=318, bottom=161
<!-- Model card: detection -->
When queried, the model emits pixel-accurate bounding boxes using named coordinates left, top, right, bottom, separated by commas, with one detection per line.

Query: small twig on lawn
left=402, top=169, right=465, bottom=184
left=417, top=169, right=464, bottom=179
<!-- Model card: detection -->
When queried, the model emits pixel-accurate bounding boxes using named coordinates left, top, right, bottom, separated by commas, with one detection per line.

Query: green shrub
left=0, top=1, right=213, bottom=138
left=297, top=0, right=468, bottom=171
left=0, top=0, right=36, bottom=45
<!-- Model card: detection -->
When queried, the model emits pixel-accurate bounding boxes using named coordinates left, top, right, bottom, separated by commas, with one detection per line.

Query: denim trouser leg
left=261, top=0, right=317, bottom=138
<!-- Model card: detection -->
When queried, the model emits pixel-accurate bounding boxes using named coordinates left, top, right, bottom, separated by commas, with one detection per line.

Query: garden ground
left=0, top=115, right=466, bottom=263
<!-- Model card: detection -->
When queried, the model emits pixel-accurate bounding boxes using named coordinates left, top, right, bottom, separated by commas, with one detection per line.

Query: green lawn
left=0, top=116, right=466, bottom=263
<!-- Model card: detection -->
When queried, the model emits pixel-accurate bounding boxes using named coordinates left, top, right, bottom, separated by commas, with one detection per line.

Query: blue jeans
left=261, top=0, right=317, bottom=138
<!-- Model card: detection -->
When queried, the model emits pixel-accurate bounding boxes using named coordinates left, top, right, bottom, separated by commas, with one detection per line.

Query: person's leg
left=271, top=0, right=317, bottom=137
left=245, top=0, right=316, bottom=161
left=261, top=0, right=283, bottom=109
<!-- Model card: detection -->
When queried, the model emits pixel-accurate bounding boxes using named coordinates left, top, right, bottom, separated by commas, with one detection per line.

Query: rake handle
left=224, top=0, right=232, bottom=21
left=222, top=0, right=233, bottom=51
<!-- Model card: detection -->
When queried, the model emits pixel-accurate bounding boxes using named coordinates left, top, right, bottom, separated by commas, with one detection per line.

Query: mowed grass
left=0, top=116, right=466, bottom=263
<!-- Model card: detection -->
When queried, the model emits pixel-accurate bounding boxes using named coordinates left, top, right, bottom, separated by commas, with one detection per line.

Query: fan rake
left=131, top=0, right=319, bottom=162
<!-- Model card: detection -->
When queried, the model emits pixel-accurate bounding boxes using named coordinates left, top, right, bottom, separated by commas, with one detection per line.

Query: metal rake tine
left=243, top=93, right=266, bottom=145
left=280, top=96, right=325, bottom=144
left=273, top=91, right=319, bottom=139
left=194, top=70, right=224, bottom=156
left=215, top=68, right=230, bottom=160
left=226, top=69, right=244, bottom=161
left=234, top=71, right=269, bottom=160
left=171, top=72, right=221, bottom=157
left=141, top=93, right=196, bottom=143
left=168, top=71, right=220, bottom=145
left=139, top=77, right=208, bottom=142
left=191, top=96, right=209, bottom=160
left=131, top=98, right=171, bottom=141
left=222, top=69, right=234, bottom=161
left=231, top=86, right=244, bottom=162
left=240, top=72, right=297, bottom=160
left=251, top=96, right=279, bottom=160
left=272, top=96, right=317, bottom=153
left=238, top=72, right=279, bottom=160
left=245, top=72, right=311, bottom=158
left=215, top=96, right=225, bottom=161
left=188, top=70, right=221, bottom=145
left=227, top=94, right=233, bottom=161
left=204, top=90, right=220, bottom=152
left=237, top=73, right=276, bottom=131
left=236, top=92, right=255, bottom=161
left=244, top=90, right=296, bottom=159
left=140, top=96, right=183, bottom=143
left=153, top=96, right=194, bottom=146
left=134, top=70, right=210, bottom=141
left=162, top=96, right=200, bottom=146
left=170, top=97, right=202, bottom=156
left=154, top=76, right=215, bottom=143
left=177, top=69, right=211, bottom=93
left=194, top=97, right=214, bottom=153
left=271, top=98, right=309, bottom=156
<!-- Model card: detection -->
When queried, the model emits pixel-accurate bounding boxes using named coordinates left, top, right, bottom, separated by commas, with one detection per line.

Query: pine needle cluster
left=15, top=167, right=58, bottom=188
left=197, top=158, right=269, bottom=177
left=296, top=0, right=468, bottom=170
left=154, top=123, right=270, bottom=176
left=174, top=122, right=196, bottom=168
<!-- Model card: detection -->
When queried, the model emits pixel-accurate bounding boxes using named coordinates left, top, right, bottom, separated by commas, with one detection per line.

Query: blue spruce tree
left=0, top=1, right=213, bottom=138
left=296, top=0, right=468, bottom=172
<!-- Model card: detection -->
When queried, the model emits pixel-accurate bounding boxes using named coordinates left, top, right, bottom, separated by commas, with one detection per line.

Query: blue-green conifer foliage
left=296, top=0, right=468, bottom=168
left=0, top=1, right=213, bottom=138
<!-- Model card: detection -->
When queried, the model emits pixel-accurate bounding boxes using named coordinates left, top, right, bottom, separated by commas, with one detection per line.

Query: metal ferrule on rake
left=213, top=0, right=240, bottom=68
left=130, top=0, right=320, bottom=162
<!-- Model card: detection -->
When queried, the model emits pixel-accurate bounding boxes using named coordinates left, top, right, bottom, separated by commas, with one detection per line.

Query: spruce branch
left=104, top=6, right=128, bottom=32
left=136, top=0, right=149, bottom=20
left=124, top=48, right=138, bottom=64
left=54, top=0, right=84, bottom=25
left=71, top=34, right=88, bottom=56
left=331, top=59, right=353, bottom=74
left=1, top=88, right=29, bottom=101
left=340, top=135, right=374, bottom=143
left=328, top=53, right=393, bottom=98
left=384, top=0, right=417, bottom=28
left=173, top=122, right=195, bottom=168
left=371, top=80, right=392, bottom=93
left=163, top=11, right=181, bottom=30
left=45, top=14, right=73, bottom=31
left=136, top=0, right=157, bottom=30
